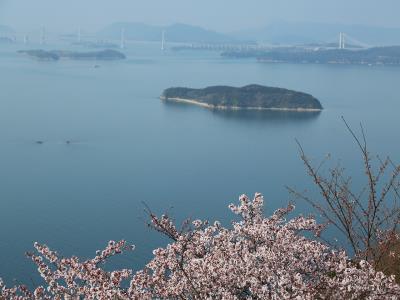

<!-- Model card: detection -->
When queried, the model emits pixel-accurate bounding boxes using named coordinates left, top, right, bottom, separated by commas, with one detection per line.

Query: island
left=0, top=37, right=15, bottom=44
left=17, top=50, right=60, bottom=61
left=161, top=85, right=323, bottom=111
left=18, top=49, right=126, bottom=61
left=222, top=46, right=400, bottom=66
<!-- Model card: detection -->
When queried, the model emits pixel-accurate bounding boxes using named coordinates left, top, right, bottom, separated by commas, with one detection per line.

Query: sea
left=0, top=40, right=399, bottom=286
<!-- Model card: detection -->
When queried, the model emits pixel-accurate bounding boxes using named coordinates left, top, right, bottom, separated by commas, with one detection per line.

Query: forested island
left=222, top=46, right=400, bottom=65
left=161, top=85, right=323, bottom=111
left=18, top=49, right=126, bottom=61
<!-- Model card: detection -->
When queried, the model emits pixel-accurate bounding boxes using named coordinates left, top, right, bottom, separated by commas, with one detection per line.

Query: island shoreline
left=160, top=96, right=323, bottom=112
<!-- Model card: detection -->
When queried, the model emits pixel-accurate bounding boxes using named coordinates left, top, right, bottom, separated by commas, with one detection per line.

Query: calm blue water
left=0, top=41, right=399, bottom=285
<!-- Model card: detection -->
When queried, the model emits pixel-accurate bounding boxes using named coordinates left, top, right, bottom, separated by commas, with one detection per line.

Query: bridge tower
left=161, top=30, right=166, bottom=51
left=339, top=32, right=346, bottom=49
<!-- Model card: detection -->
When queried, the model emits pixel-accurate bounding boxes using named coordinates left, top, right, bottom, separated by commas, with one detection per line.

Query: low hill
left=161, top=84, right=322, bottom=111
left=0, top=25, right=14, bottom=35
left=18, top=49, right=126, bottom=61
left=222, top=46, right=400, bottom=65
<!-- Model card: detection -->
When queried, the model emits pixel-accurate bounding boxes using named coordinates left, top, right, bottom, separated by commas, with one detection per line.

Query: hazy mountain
left=99, top=22, right=238, bottom=44
left=0, top=25, right=15, bottom=35
left=232, top=22, right=400, bottom=46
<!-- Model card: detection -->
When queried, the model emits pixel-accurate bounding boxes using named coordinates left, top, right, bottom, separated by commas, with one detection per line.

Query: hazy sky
left=1, top=0, right=400, bottom=33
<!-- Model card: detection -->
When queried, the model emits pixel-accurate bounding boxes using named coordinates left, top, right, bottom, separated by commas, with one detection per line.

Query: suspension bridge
left=1, top=28, right=373, bottom=52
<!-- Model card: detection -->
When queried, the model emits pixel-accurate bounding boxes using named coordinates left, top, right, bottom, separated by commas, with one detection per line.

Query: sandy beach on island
left=160, top=96, right=323, bottom=112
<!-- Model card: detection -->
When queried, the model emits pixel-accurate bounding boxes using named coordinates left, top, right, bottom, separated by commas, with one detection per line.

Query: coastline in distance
left=17, top=49, right=126, bottom=61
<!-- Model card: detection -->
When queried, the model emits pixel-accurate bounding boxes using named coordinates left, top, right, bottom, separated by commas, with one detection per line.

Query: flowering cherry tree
left=1, top=193, right=400, bottom=299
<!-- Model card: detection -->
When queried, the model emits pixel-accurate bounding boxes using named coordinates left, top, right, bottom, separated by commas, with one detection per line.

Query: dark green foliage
left=17, top=50, right=60, bottom=61
left=162, top=84, right=323, bottom=110
left=222, top=46, right=400, bottom=65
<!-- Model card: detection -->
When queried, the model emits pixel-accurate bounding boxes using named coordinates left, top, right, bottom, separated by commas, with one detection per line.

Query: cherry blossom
left=1, top=193, right=399, bottom=299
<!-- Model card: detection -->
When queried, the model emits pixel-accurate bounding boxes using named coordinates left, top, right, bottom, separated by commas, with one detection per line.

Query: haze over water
left=0, top=39, right=400, bottom=285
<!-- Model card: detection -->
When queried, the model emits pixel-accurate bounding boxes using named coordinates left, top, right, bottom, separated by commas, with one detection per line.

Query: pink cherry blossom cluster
left=1, top=241, right=134, bottom=299
left=2, top=193, right=400, bottom=299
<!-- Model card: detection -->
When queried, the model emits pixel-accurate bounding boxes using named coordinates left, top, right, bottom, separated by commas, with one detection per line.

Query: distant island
left=222, top=46, right=400, bottom=66
left=0, top=24, right=15, bottom=35
left=0, top=37, right=15, bottom=44
left=18, top=49, right=126, bottom=61
left=161, top=85, right=322, bottom=111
